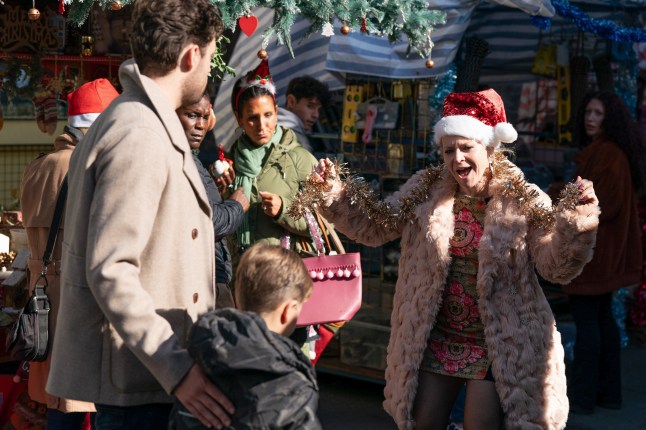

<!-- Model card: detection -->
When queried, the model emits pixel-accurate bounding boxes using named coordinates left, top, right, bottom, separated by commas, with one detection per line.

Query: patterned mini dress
left=421, top=193, right=491, bottom=379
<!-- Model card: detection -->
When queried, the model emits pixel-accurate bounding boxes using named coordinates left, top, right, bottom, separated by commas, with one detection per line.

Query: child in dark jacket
left=169, top=243, right=321, bottom=430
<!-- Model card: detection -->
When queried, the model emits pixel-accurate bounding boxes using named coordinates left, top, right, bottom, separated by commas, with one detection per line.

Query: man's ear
left=285, top=94, right=297, bottom=110
left=179, top=43, right=200, bottom=72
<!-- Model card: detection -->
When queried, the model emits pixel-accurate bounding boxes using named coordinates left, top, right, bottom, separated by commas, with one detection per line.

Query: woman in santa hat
left=301, top=89, right=600, bottom=430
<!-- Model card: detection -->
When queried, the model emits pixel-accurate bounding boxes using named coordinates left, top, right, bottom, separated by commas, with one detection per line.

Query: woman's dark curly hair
left=230, top=76, right=276, bottom=117
left=130, top=0, right=224, bottom=75
left=574, top=91, right=646, bottom=194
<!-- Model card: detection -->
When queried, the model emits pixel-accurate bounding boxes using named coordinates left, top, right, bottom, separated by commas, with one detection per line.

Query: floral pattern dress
left=421, top=193, right=491, bottom=379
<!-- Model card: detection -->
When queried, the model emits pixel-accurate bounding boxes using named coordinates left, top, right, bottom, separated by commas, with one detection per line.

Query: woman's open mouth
left=456, top=167, right=471, bottom=179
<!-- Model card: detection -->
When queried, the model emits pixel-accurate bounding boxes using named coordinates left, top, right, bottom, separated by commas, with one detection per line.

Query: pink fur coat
left=318, top=160, right=599, bottom=430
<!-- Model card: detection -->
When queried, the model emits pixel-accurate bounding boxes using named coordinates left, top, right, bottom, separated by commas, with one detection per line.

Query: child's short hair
left=235, top=244, right=313, bottom=314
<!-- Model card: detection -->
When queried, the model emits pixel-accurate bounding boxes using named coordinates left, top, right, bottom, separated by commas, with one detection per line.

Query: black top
left=193, top=155, right=244, bottom=284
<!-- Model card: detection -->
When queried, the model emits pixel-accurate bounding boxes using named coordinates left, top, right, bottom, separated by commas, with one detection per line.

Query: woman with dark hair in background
left=564, top=91, right=646, bottom=415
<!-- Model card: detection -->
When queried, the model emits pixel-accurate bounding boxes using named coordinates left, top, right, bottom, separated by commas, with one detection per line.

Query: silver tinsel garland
left=288, top=153, right=581, bottom=231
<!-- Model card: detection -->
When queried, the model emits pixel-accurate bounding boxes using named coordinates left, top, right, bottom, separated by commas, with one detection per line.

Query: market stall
left=211, top=0, right=646, bottom=381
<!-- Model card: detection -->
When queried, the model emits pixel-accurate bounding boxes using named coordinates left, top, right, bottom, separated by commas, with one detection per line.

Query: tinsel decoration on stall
left=612, top=288, right=630, bottom=348
left=62, top=0, right=446, bottom=59
left=430, top=65, right=457, bottom=121
left=551, top=0, right=646, bottom=43
left=288, top=153, right=581, bottom=232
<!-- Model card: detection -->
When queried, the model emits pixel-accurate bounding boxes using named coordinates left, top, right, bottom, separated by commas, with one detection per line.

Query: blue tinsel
left=430, top=64, right=457, bottom=115
left=552, top=0, right=646, bottom=43
left=612, top=288, right=630, bottom=348
left=530, top=15, right=552, bottom=31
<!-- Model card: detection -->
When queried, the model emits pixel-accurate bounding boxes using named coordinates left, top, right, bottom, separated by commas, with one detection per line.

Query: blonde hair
left=235, top=244, right=313, bottom=314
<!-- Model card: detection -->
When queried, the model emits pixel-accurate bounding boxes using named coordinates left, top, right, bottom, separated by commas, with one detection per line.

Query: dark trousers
left=95, top=403, right=172, bottom=430
left=568, top=293, right=622, bottom=409
left=47, top=410, right=94, bottom=429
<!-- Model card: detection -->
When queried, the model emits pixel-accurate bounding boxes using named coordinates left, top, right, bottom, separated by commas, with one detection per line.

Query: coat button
left=193, top=293, right=199, bottom=303
left=191, top=228, right=198, bottom=239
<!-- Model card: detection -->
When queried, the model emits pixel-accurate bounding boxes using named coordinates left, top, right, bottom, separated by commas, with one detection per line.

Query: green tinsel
left=63, top=0, right=446, bottom=58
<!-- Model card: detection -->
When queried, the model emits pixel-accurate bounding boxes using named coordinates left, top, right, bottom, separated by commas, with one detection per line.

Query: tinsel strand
left=289, top=153, right=582, bottom=232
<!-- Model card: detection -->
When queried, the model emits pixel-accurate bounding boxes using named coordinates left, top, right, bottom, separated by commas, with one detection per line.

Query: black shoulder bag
left=6, top=176, right=68, bottom=362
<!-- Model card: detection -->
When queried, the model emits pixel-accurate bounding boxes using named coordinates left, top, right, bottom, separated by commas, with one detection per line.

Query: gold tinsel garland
left=288, top=153, right=581, bottom=231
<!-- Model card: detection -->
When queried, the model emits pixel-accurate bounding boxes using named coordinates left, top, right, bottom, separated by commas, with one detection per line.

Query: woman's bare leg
left=412, top=371, right=465, bottom=430
left=463, top=379, right=503, bottom=430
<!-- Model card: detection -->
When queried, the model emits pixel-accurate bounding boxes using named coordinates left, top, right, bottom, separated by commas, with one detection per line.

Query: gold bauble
left=27, top=8, right=41, bottom=21
left=340, top=25, right=351, bottom=35
left=111, top=1, right=123, bottom=10
left=425, top=59, right=435, bottom=69
left=257, top=49, right=268, bottom=60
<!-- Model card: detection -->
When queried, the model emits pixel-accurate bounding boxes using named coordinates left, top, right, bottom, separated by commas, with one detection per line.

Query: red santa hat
left=67, top=78, right=119, bottom=128
left=433, top=88, right=517, bottom=149
left=234, top=59, right=276, bottom=110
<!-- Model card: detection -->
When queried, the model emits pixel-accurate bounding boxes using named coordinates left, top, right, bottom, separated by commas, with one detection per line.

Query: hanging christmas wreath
left=1, top=55, right=45, bottom=100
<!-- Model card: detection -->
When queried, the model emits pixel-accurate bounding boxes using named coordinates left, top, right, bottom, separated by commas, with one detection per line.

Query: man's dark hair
left=286, top=76, right=329, bottom=105
left=130, top=0, right=224, bottom=75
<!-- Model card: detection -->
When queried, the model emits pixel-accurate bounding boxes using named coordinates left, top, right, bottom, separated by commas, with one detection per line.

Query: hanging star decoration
left=288, top=153, right=581, bottom=231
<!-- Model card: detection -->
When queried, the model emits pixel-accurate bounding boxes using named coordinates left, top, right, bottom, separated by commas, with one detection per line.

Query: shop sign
left=0, top=6, right=65, bottom=53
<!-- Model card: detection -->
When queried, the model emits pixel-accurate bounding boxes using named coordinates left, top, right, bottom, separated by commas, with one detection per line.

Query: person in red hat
left=20, top=77, right=119, bottom=430
left=307, top=88, right=600, bottom=430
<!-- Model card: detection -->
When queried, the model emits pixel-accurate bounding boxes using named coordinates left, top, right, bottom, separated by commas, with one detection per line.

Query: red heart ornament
left=238, top=15, right=258, bottom=37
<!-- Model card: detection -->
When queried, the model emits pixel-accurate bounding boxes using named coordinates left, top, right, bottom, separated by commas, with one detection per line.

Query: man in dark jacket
left=169, top=243, right=321, bottom=430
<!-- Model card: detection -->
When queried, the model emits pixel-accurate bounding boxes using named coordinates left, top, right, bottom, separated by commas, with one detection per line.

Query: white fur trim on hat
left=433, top=115, right=517, bottom=149
left=68, top=113, right=100, bottom=128
left=494, top=122, right=518, bottom=145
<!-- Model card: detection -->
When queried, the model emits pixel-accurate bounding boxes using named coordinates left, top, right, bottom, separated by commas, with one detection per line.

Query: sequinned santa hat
left=234, top=59, right=276, bottom=110
left=433, top=88, right=517, bottom=149
left=67, top=78, right=119, bottom=128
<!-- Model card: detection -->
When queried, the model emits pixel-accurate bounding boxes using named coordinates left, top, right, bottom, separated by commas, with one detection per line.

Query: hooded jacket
left=317, top=158, right=599, bottom=430
left=169, top=308, right=321, bottom=430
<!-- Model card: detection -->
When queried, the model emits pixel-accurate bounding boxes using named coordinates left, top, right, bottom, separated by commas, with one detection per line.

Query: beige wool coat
left=318, top=160, right=599, bottom=430
left=46, top=59, right=216, bottom=406
left=20, top=132, right=95, bottom=413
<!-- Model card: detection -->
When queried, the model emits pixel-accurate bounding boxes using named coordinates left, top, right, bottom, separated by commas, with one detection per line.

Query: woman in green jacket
left=216, top=59, right=318, bottom=256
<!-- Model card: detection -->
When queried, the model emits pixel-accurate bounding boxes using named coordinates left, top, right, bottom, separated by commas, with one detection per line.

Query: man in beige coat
left=45, top=1, right=233, bottom=429
left=21, top=78, right=119, bottom=429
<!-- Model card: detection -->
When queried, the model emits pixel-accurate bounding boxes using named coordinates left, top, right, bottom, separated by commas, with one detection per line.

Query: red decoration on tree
left=360, top=17, right=367, bottom=33
left=238, top=15, right=259, bottom=36
left=58, top=0, right=65, bottom=14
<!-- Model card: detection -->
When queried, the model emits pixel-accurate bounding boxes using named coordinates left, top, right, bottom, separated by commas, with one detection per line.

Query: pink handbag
left=296, top=211, right=362, bottom=326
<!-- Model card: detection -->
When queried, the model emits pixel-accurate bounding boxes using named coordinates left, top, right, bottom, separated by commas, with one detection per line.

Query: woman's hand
left=310, top=158, right=337, bottom=190
left=576, top=176, right=599, bottom=206
left=259, top=191, right=282, bottom=218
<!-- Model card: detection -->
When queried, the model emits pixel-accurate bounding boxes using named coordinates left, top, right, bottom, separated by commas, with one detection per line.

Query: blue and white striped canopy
left=213, top=0, right=642, bottom=145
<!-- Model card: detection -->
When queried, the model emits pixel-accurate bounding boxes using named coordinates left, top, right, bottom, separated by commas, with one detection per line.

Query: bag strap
left=304, top=210, right=326, bottom=255
left=42, top=175, right=68, bottom=276
left=314, top=211, right=332, bottom=253
left=317, top=214, right=346, bottom=255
